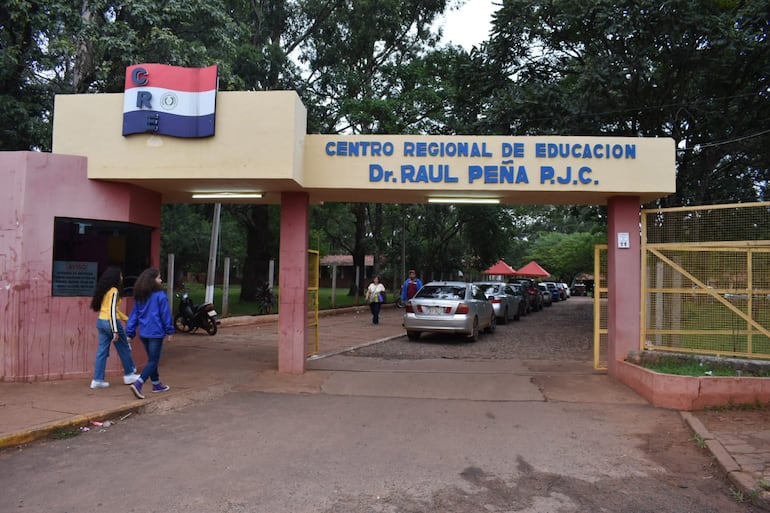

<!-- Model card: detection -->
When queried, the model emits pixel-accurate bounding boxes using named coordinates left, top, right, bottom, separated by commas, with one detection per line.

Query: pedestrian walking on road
left=400, top=269, right=423, bottom=304
left=365, top=276, right=386, bottom=324
left=126, top=268, right=174, bottom=399
left=89, top=266, right=140, bottom=389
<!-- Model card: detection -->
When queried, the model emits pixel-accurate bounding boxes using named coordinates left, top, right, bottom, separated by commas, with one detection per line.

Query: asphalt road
left=0, top=297, right=762, bottom=513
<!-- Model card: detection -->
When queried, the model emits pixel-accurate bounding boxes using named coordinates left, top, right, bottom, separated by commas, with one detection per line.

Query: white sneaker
left=90, top=380, right=110, bottom=389
left=123, top=373, right=141, bottom=385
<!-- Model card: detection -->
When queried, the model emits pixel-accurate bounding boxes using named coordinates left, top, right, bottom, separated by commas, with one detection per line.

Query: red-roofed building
left=320, top=254, right=375, bottom=288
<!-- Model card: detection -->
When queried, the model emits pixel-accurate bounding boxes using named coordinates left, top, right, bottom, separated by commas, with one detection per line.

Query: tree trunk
left=240, top=205, right=271, bottom=302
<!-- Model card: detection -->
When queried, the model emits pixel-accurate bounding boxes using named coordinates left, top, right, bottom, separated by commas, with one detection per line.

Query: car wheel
left=468, top=317, right=479, bottom=341
left=499, top=307, right=508, bottom=325
left=406, top=330, right=421, bottom=341
left=513, top=305, right=521, bottom=321
left=485, top=313, right=496, bottom=334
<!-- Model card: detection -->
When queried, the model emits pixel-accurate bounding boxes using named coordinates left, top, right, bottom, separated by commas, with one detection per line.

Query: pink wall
left=278, top=192, right=309, bottom=373
left=607, top=196, right=642, bottom=378
left=0, top=152, right=161, bottom=382
left=617, top=361, right=770, bottom=410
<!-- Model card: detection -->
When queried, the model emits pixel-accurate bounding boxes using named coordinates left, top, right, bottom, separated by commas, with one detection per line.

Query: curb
left=680, top=412, right=770, bottom=508
left=219, top=304, right=385, bottom=327
left=308, top=333, right=405, bottom=360
left=0, top=314, right=401, bottom=452
left=0, top=404, right=142, bottom=450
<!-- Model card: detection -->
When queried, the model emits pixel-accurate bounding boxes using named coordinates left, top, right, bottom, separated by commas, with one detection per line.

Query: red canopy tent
left=482, top=259, right=518, bottom=277
left=514, top=260, right=550, bottom=278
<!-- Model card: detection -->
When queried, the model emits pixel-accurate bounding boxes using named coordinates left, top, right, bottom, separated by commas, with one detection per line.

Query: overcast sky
left=440, top=0, right=496, bottom=51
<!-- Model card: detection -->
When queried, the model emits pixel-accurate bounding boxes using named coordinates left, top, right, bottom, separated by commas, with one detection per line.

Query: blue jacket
left=401, top=278, right=424, bottom=301
left=126, top=290, right=175, bottom=339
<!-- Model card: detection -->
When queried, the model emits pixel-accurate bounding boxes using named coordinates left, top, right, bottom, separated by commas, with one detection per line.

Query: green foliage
left=690, top=433, right=707, bottom=449
left=640, top=356, right=770, bottom=377
left=161, top=204, right=246, bottom=278
left=5, top=0, right=766, bottom=293
left=484, top=0, right=770, bottom=206
left=524, top=231, right=607, bottom=283
left=49, top=427, right=80, bottom=440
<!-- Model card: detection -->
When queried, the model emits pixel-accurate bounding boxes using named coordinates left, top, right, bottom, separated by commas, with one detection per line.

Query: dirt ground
left=347, top=296, right=769, bottom=512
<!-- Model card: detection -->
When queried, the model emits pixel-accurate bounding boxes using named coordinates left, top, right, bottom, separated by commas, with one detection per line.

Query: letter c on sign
left=131, top=67, right=149, bottom=86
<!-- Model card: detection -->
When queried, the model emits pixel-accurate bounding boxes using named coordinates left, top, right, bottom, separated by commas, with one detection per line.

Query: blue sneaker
left=152, top=383, right=170, bottom=393
left=130, top=380, right=145, bottom=399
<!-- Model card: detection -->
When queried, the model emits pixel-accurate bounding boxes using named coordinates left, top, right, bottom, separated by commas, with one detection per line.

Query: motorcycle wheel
left=174, top=315, right=193, bottom=333
left=203, top=316, right=218, bottom=336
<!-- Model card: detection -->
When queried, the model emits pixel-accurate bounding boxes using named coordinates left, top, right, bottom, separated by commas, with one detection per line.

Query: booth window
left=52, top=217, right=152, bottom=297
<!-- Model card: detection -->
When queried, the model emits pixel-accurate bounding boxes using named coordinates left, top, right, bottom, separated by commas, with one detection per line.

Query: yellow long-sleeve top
left=98, top=287, right=128, bottom=332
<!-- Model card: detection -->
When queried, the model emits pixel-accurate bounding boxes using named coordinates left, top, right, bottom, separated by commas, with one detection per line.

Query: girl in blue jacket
left=126, top=268, right=174, bottom=399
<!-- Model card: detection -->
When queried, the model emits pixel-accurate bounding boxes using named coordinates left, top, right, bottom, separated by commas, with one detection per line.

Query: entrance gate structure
left=641, top=202, right=770, bottom=359
left=2, top=90, right=676, bottom=383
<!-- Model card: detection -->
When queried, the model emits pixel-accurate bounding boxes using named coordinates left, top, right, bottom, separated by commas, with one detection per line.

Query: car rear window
left=418, top=286, right=466, bottom=299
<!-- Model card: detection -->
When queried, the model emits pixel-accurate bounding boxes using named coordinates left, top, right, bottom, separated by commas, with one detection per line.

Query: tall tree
left=483, top=0, right=770, bottom=207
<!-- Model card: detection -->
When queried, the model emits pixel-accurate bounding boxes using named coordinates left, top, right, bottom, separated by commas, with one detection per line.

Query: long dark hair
left=132, top=267, right=163, bottom=302
left=90, top=266, right=124, bottom=311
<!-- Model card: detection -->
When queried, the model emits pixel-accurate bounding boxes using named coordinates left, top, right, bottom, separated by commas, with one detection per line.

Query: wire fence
left=641, top=202, right=770, bottom=359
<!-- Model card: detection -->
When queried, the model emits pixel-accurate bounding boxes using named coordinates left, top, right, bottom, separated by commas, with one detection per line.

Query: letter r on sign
left=136, top=91, right=152, bottom=109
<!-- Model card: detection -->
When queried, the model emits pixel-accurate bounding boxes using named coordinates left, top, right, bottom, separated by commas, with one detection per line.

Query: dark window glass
left=52, top=217, right=153, bottom=297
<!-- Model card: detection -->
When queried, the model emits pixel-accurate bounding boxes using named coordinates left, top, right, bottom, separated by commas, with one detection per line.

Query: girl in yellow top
left=88, top=266, right=140, bottom=389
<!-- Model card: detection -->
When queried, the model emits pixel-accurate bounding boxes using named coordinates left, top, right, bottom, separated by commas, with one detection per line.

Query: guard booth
left=1, top=85, right=676, bottom=383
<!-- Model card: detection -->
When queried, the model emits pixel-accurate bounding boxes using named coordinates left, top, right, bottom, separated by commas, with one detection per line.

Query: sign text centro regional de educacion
left=324, top=139, right=639, bottom=186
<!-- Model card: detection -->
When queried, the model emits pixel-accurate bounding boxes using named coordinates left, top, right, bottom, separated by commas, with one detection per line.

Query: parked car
left=542, top=281, right=561, bottom=302
left=510, top=279, right=543, bottom=312
left=474, top=281, right=523, bottom=324
left=558, top=283, right=570, bottom=299
left=403, top=281, right=496, bottom=341
left=538, top=283, right=553, bottom=307
left=508, top=283, right=529, bottom=317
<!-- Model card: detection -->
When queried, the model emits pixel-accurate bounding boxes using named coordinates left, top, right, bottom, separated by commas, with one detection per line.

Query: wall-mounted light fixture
left=428, top=197, right=500, bottom=205
left=192, top=192, right=263, bottom=199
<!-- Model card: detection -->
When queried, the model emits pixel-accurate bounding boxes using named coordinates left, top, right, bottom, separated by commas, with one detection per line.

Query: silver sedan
left=474, top=281, right=523, bottom=323
left=403, top=281, right=496, bottom=341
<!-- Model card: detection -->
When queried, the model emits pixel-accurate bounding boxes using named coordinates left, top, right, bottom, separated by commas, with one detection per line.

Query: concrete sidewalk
left=0, top=304, right=404, bottom=447
left=1, top=303, right=768, bottom=505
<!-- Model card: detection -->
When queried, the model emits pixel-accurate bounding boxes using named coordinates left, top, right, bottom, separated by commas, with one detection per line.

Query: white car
left=403, top=281, right=496, bottom=341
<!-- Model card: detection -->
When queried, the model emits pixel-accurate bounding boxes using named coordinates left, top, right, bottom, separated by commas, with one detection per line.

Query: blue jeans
left=137, top=337, right=165, bottom=383
left=94, top=319, right=136, bottom=381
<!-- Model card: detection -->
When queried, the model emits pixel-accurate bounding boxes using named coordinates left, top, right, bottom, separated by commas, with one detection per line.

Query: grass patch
left=638, top=353, right=770, bottom=377
left=49, top=427, right=80, bottom=440
left=691, top=433, right=707, bottom=449
left=704, top=400, right=769, bottom=412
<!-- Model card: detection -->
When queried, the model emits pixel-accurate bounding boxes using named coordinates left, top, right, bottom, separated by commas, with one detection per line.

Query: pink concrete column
left=607, top=196, right=642, bottom=378
left=278, top=192, right=309, bottom=374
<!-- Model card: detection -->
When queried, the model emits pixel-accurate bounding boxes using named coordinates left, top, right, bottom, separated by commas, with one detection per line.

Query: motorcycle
left=174, top=290, right=219, bottom=335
